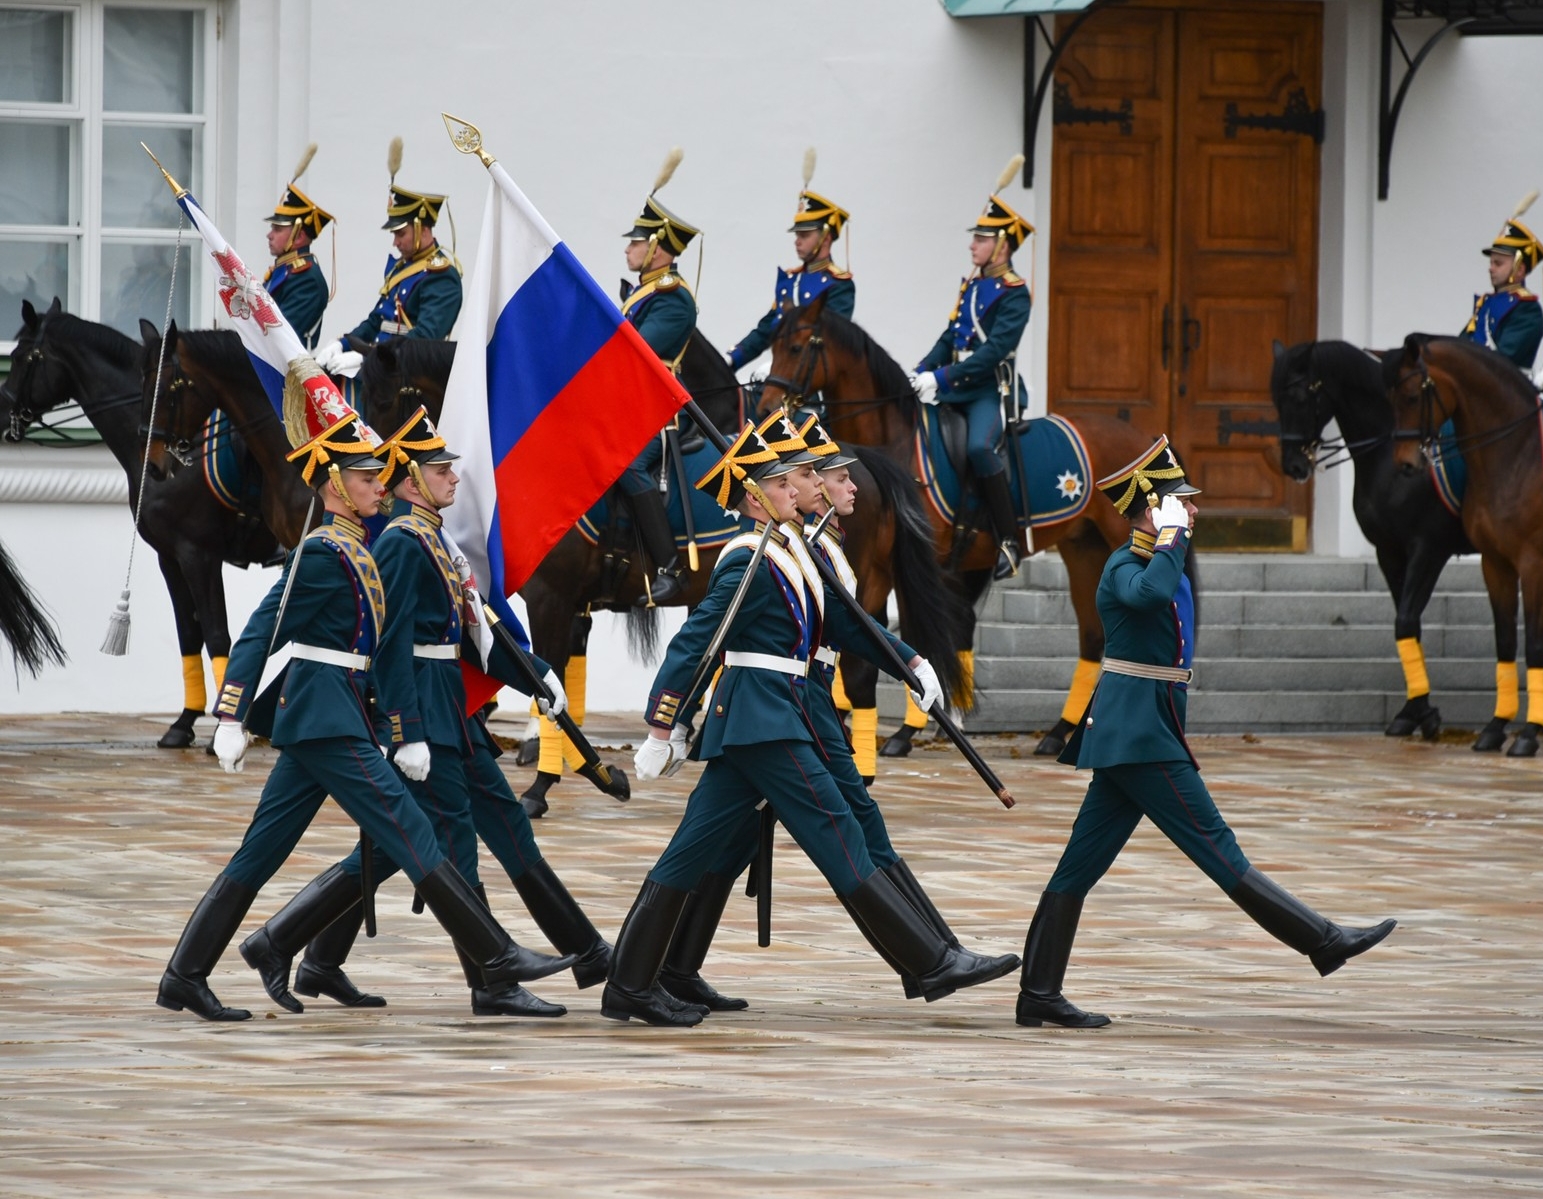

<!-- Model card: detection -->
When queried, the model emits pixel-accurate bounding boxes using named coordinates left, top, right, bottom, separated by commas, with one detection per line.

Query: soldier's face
left=266, top=225, right=296, bottom=257
left=393, top=225, right=428, bottom=258
left=758, top=474, right=800, bottom=523
left=788, top=464, right=823, bottom=513
left=793, top=229, right=826, bottom=262
left=342, top=469, right=386, bottom=517
left=420, top=461, right=458, bottom=509
left=821, top=467, right=857, bottom=517
left=1488, top=250, right=1521, bottom=289
left=970, top=234, right=1005, bottom=269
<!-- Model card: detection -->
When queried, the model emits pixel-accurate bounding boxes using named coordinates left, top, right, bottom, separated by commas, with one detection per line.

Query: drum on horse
left=1271, top=339, right=1523, bottom=750
left=1, top=300, right=278, bottom=748
left=0, top=534, right=66, bottom=679
left=1386, top=334, right=1543, bottom=757
left=360, top=330, right=970, bottom=814
left=758, top=294, right=1176, bottom=757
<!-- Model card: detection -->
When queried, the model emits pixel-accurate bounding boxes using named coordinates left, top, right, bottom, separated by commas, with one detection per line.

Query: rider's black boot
left=628, top=489, right=684, bottom=607
left=977, top=469, right=1021, bottom=580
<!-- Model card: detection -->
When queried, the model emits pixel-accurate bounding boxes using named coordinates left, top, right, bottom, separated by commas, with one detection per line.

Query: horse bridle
left=1391, top=352, right=1543, bottom=462
left=1, top=344, right=46, bottom=442
left=762, top=322, right=826, bottom=413
left=2, top=339, right=137, bottom=445
left=141, top=355, right=199, bottom=469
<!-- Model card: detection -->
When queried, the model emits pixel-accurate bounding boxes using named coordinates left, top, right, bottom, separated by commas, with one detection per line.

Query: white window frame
left=0, top=0, right=218, bottom=353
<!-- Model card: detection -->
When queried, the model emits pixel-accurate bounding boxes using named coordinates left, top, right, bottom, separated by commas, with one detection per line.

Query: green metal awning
left=940, top=0, right=1092, bottom=15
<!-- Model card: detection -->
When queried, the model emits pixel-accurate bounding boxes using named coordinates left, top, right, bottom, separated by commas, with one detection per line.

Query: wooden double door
left=1048, top=0, right=1322, bottom=549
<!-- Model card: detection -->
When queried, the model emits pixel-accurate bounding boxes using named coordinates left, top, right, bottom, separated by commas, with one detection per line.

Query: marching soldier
left=658, top=413, right=1017, bottom=1012
left=236, top=406, right=610, bottom=1019
left=617, top=148, right=699, bottom=606
left=314, top=140, right=462, bottom=376
left=725, top=149, right=854, bottom=373
left=1015, top=437, right=1397, bottom=1030
left=1462, top=192, right=1542, bottom=370
left=912, top=155, right=1032, bottom=581
left=262, top=144, right=332, bottom=350
left=156, top=362, right=566, bottom=1022
left=602, top=424, right=1015, bottom=1026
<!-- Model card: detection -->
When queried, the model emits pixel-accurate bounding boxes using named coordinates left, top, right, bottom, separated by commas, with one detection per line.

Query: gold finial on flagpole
left=141, top=142, right=188, bottom=197
left=442, top=113, right=495, bottom=169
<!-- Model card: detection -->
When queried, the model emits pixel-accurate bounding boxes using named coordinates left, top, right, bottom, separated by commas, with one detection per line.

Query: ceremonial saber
left=665, top=423, right=700, bottom=573
left=681, top=399, right=1015, bottom=809
left=482, top=603, right=628, bottom=801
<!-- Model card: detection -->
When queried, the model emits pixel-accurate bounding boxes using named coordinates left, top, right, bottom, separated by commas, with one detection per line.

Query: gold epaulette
left=1001, top=270, right=1025, bottom=287
left=1517, top=288, right=1537, bottom=301
left=425, top=253, right=453, bottom=272
left=828, top=267, right=853, bottom=280
left=655, top=272, right=681, bottom=291
left=289, top=257, right=313, bottom=274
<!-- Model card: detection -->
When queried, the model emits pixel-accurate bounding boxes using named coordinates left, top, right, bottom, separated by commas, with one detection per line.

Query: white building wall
left=7, top=0, right=1543, bottom=715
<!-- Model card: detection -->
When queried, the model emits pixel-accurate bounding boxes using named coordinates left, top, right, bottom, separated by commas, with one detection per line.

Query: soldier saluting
left=314, top=139, right=462, bottom=376
left=725, top=149, right=854, bottom=374
left=617, top=148, right=700, bottom=606
left=1462, top=192, right=1542, bottom=371
left=912, top=155, right=1032, bottom=581
left=262, top=144, right=332, bottom=350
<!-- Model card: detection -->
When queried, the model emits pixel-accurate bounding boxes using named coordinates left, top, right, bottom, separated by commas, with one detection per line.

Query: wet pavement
left=0, top=712, right=1538, bottom=1196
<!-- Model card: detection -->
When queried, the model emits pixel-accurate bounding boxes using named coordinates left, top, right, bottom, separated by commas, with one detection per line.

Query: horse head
left=359, top=336, right=453, bottom=434
left=137, top=319, right=199, bottom=478
left=761, top=294, right=832, bottom=419
left=3, top=298, right=66, bottom=442
left=1269, top=339, right=1333, bottom=482
left=1384, top=333, right=1442, bottom=475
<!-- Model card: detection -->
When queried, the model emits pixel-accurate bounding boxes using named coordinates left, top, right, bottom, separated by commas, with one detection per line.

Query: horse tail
left=625, top=604, right=662, bottom=666
left=850, top=445, right=969, bottom=704
left=0, top=537, right=67, bottom=679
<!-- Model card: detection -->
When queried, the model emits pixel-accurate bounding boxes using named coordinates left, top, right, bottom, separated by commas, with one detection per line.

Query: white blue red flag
left=439, top=161, right=691, bottom=617
left=175, top=188, right=303, bottom=411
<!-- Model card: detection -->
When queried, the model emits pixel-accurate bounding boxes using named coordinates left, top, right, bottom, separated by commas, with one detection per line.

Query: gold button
left=715, top=704, right=724, bottom=715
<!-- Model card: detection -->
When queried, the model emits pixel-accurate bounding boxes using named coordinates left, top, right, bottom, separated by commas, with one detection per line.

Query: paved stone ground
left=1, top=712, right=1539, bottom=1197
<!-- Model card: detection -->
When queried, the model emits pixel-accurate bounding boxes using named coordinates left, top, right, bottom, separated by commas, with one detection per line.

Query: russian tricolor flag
left=440, top=161, right=691, bottom=612
left=175, top=189, right=301, bottom=413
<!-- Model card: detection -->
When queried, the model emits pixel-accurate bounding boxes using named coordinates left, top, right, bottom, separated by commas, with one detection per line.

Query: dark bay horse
left=361, top=332, right=970, bottom=811
left=760, top=297, right=1162, bottom=757
left=1, top=300, right=279, bottom=747
left=1271, top=339, right=1517, bottom=749
left=1386, top=334, right=1543, bottom=756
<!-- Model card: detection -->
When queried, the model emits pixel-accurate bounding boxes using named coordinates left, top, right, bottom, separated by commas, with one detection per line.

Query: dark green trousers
left=1046, top=760, right=1253, bottom=897
left=341, top=743, right=480, bottom=887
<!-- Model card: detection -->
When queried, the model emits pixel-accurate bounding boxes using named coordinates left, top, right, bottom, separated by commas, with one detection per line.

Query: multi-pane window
left=0, top=2, right=215, bottom=347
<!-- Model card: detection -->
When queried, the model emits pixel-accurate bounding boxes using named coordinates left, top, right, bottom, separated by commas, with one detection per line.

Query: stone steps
left=875, top=552, right=1521, bottom=735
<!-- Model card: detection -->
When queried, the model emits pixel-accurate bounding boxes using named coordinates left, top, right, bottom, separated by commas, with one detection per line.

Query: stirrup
left=994, top=540, right=1021, bottom=580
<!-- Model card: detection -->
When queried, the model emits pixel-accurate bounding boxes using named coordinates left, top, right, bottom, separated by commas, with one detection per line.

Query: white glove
left=724, top=350, right=737, bottom=368
left=634, top=734, right=675, bottom=781
left=665, top=723, right=691, bottom=777
left=907, top=657, right=943, bottom=713
left=394, top=740, right=432, bottom=782
left=537, top=668, right=568, bottom=718
left=1153, top=494, right=1190, bottom=532
left=331, top=350, right=364, bottom=378
left=911, top=371, right=940, bottom=406
left=312, top=340, right=346, bottom=373
left=213, top=720, right=249, bottom=774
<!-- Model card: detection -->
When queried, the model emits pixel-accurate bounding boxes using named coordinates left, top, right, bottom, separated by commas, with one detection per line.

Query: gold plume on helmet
left=1512, top=190, right=1539, bottom=221
left=290, top=142, right=317, bottom=183
left=387, top=136, right=403, bottom=184
left=802, top=146, right=817, bottom=189
left=652, top=146, right=683, bottom=195
left=995, top=153, right=1026, bottom=194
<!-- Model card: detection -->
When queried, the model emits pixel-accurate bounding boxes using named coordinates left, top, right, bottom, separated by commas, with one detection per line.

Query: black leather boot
left=156, top=873, right=258, bottom=1021
left=1015, top=890, right=1110, bottom=1028
left=977, top=469, right=1022, bottom=580
left=511, top=859, right=612, bottom=989
left=838, top=892, right=925, bottom=1000
left=600, top=880, right=703, bottom=1026
left=415, top=860, right=577, bottom=987
left=294, top=902, right=386, bottom=1008
left=628, top=489, right=684, bottom=606
left=1228, top=868, right=1397, bottom=977
left=844, top=870, right=1019, bottom=1002
left=457, top=883, right=565, bottom=1017
left=239, top=864, right=365, bottom=1013
left=660, top=871, right=749, bottom=1011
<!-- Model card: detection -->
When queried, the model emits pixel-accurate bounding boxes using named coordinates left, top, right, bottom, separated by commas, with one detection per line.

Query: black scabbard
left=360, top=830, right=377, bottom=937
left=755, top=804, right=774, bottom=947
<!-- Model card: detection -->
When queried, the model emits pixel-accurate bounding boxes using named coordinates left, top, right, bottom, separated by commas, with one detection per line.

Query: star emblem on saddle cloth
left=1056, top=470, right=1084, bottom=500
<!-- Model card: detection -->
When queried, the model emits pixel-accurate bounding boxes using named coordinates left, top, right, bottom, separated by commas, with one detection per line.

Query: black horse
left=1271, top=339, right=1512, bottom=750
left=2, top=300, right=280, bottom=748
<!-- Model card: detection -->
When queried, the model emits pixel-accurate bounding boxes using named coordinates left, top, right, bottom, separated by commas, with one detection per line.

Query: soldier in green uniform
left=601, top=423, right=1017, bottom=1027
left=1015, top=437, right=1397, bottom=1030
left=617, top=149, right=699, bottom=606
left=913, top=159, right=1033, bottom=580
left=726, top=150, right=854, bottom=373
left=658, top=412, right=1017, bottom=1012
left=314, top=150, right=462, bottom=376
left=1462, top=194, right=1542, bottom=370
left=235, top=406, right=610, bottom=1019
left=156, top=363, right=569, bottom=1022
left=262, top=146, right=331, bottom=350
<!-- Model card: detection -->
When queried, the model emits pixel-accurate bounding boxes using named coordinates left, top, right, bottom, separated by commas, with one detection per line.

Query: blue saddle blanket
left=1428, top=418, right=1466, bottom=515
left=914, top=410, right=1092, bottom=529
left=200, top=410, right=260, bottom=514
left=577, top=438, right=752, bottom=550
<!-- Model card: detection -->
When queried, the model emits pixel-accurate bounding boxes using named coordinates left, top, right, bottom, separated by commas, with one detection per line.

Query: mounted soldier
left=1462, top=191, right=1542, bottom=372
left=617, top=147, right=700, bottom=607
left=314, top=139, right=463, bottom=377
left=726, top=148, right=854, bottom=375
left=911, top=154, right=1033, bottom=581
left=262, top=144, right=332, bottom=351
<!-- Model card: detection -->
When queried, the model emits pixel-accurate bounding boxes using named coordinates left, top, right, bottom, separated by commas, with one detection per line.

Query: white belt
left=291, top=643, right=370, bottom=670
left=813, top=646, right=838, bottom=667
left=413, top=643, right=459, bottom=660
left=723, top=651, right=808, bottom=677
left=379, top=319, right=407, bottom=335
left=1102, top=657, right=1192, bottom=684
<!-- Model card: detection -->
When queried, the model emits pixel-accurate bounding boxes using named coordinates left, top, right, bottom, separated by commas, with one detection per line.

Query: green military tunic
left=264, top=250, right=328, bottom=350
left=347, top=243, right=463, bottom=344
